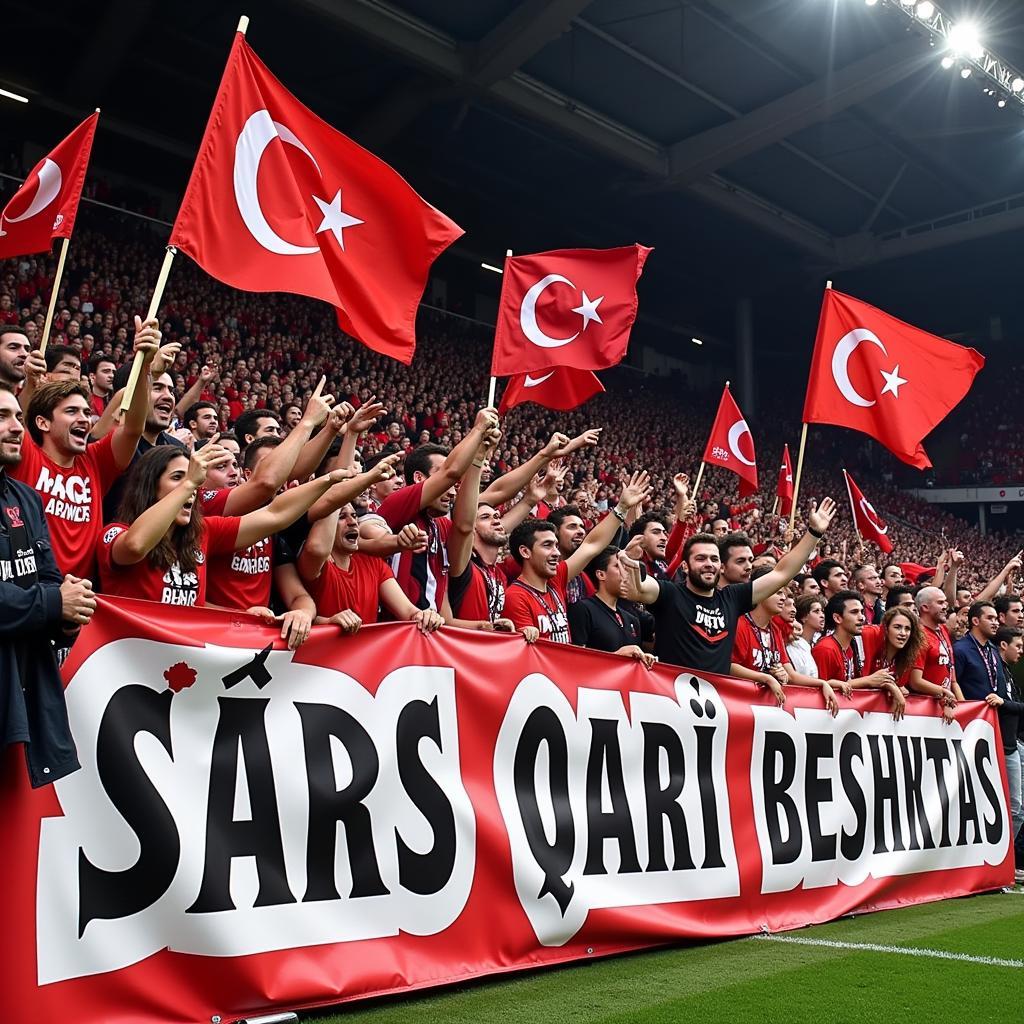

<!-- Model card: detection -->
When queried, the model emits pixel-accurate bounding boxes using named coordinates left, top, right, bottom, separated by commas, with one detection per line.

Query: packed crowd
left=1, top=212, right=1022, bottom=877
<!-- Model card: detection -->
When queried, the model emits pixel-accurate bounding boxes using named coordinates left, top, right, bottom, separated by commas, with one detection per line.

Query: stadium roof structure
left=5, top=0, right=1024, bottom=352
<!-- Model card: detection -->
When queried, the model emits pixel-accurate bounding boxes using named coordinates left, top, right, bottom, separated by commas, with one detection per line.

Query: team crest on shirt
left=6, top=505, right=23, bottom=528
left=692, top=603, right=728, bottom=642
left=102, top=526, right=123, bottom=544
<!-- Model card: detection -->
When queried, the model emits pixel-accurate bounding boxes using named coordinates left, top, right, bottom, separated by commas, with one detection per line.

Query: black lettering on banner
left=188, top=697, right=295, bottom=913
left=584, top=719, right=641, bottom=876
left=296, top=702, right=389, bottom=902
left=952, top=739, right=981, bottom=846
left=695, top=724, right=725, bottom=869
left=513, top=706, right=575, bottom=914
left=924, top=738, right=953, bottom=847
left=78, top=686, right=178, bottom=937
left=641, top=722, right=695, bottom=872
left=974, top=739, right=1004, bottom=844
left=838, top=733, right=866, bottom=862
left=395, top=696, right=457, bottom=896
left=762, top=731, right=801, bottom=865
left=898, top=735, right=934, bottom=851
left=867, top=734, right=905, bottom=854
left=222, top=643, right=273, bottom=690
left=804, top=733, right=836, bottom=862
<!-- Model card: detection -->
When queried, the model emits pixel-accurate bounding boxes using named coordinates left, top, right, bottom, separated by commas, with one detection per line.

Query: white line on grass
left=751, top=933, right=1022, bottom=968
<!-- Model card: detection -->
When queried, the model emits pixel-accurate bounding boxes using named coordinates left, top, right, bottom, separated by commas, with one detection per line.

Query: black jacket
left=0, top=469, right=80, bottom=787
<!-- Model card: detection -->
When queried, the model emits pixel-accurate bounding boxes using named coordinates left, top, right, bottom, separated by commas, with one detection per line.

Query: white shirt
left=787, top=636, right=819, bottom=678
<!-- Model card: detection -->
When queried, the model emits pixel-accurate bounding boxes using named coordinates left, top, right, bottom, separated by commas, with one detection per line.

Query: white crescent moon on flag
left=520, top=275, right=580, bottom=349
left=859, top=497, right=888, bottom=535
left=727, top=419, right=755, bottom=467
left=5, top=158, right=62, bottom=223
left=524, top=372, right=554, bottom=387
left=831, top=328, right=887, bottom=408
left=233, top=110, right=321, bottom=256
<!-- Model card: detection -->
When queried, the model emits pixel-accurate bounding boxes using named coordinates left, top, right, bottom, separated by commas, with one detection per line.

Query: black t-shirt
left=650, top=579, right=754, bottom=675
left=569, top=596, right=642, bottom=654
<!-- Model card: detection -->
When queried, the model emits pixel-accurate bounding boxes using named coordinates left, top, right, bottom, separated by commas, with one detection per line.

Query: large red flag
left=776, top=444, right=793, bottom=516
left=702, top=385, right=757, bottom=497
left=843, top=469, right=893, bottom=553
left=803, top=289, right=983, bottom=469
left=490, top=245, right=651, bottom=377
left=498, top=366, right=604, bottom=414
left=168, top=33, right=462, bottom=364
left=0, top=111, right=98, bottom=260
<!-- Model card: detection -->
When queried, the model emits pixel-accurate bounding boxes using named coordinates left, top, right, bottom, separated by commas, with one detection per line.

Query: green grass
left=304, top=891, right=1024, bottom=1024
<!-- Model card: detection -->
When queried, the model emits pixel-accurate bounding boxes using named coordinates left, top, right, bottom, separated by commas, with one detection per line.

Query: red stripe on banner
left=1, top=597, right=1012, bottom=1023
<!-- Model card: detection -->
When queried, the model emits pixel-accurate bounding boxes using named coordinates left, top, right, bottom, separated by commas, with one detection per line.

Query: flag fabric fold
left=169, top=33, right=463, bottom=364
left=490, top=245, right=651, bottom=377
left=776, top=444, right=793, bottom=516
left=498, top=366, right=604, bottom=414
left=843, top=469, right=893, bottom=553
left=803, top=289, right=984, bottom=469
left=702, top=385, right=758, bottom=497
left=0, top=111, right=98, bottom=260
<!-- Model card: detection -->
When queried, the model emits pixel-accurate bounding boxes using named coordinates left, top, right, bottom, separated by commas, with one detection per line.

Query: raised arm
left=566, top=471, right=652, bottom=581
left=417, top=407, right=498, bottom=511
left=110, top=316, right=161, bottom=468
left=174, top=363, right=217, bottom=421
left=290, top=400, right=353, bottom=483
left=619, top=551, right=661, bottom=604
left=975, top=550, right=1022, bottom=604
left=18, top=349, right=48, bottom=413
left=751, top=498, right=838, bottom=605
left=480, top=430, right=565, bottom=507
left=110, top=444, right=232, bottom=565
left=297, top=508, right=338, bottom=584
left=449, top=426, right=500, bottom=576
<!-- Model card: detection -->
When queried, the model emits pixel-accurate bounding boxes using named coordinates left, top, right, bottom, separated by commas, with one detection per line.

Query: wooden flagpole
left=119, top=16, right=249, bottom=414
left=788, top=280, right=831, bottom=530
left=38, top=237, right=70, bottom=357
left=486, top=247, right=513, bottom=408
left=771, top=496, right=778, bottom=517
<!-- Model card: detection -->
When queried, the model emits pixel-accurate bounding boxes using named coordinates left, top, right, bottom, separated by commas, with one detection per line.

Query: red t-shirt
left=306, top=553, right=394, bottom=622
left=10, top=431, right=121, bottom=580
left=98, top=516, right=240, bottom=606
left=812, top=633, right=863, bottom=683
left=914, top=624, right=956, bottom=690
left=206, top=534, right=281, bottom=611
left=377, top=480, right=451, bottom=612
left=732, top=615, right=790, bottom=672
left=451, top=557, right=508, bottom=621
left=860, top=623, right=911, bottom=686
left=503, top=562, right=572, bottom=643
left=199, top=487, right=232, bottom=516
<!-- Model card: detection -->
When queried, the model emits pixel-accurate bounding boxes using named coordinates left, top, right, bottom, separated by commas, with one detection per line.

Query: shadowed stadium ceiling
left=4, top=0, right=1024, bottom=358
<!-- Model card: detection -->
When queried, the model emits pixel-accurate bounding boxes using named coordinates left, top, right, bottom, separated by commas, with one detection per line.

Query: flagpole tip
left=94, top=107, right=101, bottom=114
left=505, top=248, right=513, bottom=258
left=825, top=279, right=833, bottom=289
left=725, top=379, right=731, bottom=388
left=237, top=14, right=250, bottom=34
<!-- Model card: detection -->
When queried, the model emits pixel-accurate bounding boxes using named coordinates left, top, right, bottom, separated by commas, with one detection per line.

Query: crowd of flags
left=0, top=20, right=988, bottom=553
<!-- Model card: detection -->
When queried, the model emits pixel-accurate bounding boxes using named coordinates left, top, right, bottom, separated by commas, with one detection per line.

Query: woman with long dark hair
left=860, top=605, right=927, bottom=721
left=98, top=441, right=378, bottom=608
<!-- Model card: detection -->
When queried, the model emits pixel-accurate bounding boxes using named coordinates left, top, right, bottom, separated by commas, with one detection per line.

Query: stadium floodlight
left=940, top=55, right=955, bottom=69
left=691, top=337, right=703, bottom=346
left=0, top=87, right=28, bottom=103
left=998, top=97, right=1007, bottom=107
left=865, top=0, right=879, bottom=6
left=899, top=0, right=915, bottom=6
left=960, top=66, right=972, bottom=78
left=947, top=22, right=984, bottom=60
left=916, top=2, right=935, bottom=19
left=480, top=262, right=503, bottom=274
left=1013, top=77, right=1024, bottom=92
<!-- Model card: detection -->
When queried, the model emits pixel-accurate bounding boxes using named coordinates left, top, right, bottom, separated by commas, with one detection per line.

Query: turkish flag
left=702, top=385, right=757, bottom=497
left=843, top=469, right=893, bottom=554
left=490, top=245, right=651, bottom=377
left=803, top=289, right=984, bottom=469
left=498, top=366, right=604, bottom=414
left=900, top=562, right=937, bottom=584
left=0, top=111, right=98, bottom=260
left=168, top=34, right=462, bottom=364
left=776, top=444, right=793, bottom=516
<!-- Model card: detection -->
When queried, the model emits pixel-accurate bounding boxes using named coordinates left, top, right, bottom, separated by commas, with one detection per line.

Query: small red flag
left=498, top=366, right=604, bottom=414
left=0, top=112, right=98, bottom=260
left=169, top=34, right=462, bottom=364
left=803, top=289, right=984, bottom=469
left=776, top=444, right=794, bottom=516
left=490, top=245, right=651, bottom=377
left=702, top=385, right=758, bottom=497
left=843, top=469, right=893, bottom=554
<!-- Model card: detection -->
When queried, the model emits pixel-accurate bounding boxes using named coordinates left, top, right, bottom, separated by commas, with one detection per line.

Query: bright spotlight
left=947, top=22, right=984, bottom=60
left=916, top=2, right=935, bottom=18
left=899, top=0, right=915, bottom=6
left=940, top=55, right=955, bottom=69
left=480, top=262, right=503, bottom=274
left=1012, top=77, right=1024, bottom=93
left=865, top=0, right=879, bottom=6
left=691, top=337, right=703, bottom=346
left=0, top=87, right=29, bottom=104
left=960, top=66, right=972, bottom=79
left=998, top=98, right=1007, bottom=108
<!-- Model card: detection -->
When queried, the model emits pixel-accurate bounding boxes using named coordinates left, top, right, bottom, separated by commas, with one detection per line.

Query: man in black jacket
left=0, top=384, right=96, bottom=786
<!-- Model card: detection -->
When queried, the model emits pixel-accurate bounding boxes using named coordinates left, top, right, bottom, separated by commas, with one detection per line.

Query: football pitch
left=308, top=888, right=1023, bottom=1023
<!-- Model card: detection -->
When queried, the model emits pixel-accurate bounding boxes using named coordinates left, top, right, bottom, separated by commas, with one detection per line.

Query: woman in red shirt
left=862, top=606, right=927, bottom=691
left=99, top=442, right=355, bottom=608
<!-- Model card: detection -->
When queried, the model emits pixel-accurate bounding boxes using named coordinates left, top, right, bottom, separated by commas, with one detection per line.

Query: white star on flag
left=572, top=291, right=604, bottom=330
left=313, top=190, right=364, bottom=250
left=879, top=364, right=907, bottom=398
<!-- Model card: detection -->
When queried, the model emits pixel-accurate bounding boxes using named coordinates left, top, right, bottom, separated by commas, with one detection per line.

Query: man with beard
left=0, top=327, right=30, bottom=388
left=719, top=532, right=754, bottom=588
left=629, top=512, right=670, bottom=579
left=910, top=585, right=964, bottom=722
left=547, top=504, right=595, bottom=603
left=0, top=383, right=96, bottom=787
left=505, top=472, right=651, bottom=644
left=10, top=319, right=157, bottom=579
left=880, top=562, right=904, bottom=606
left=296, top=500, right=443, bottom=634
left=621, top=498, right=837, bottom=675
